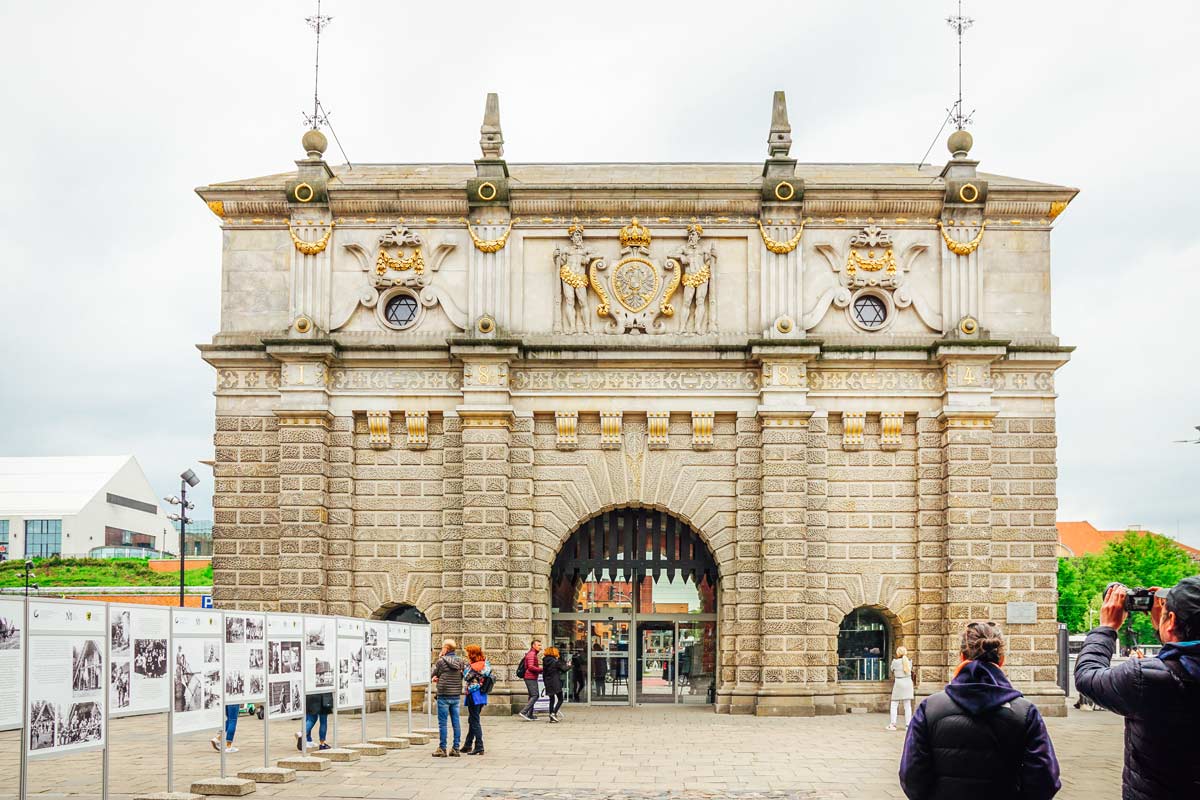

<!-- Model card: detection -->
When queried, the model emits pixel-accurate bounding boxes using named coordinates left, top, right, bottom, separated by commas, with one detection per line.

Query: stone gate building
left=198, top=92, right=1075, bottom=715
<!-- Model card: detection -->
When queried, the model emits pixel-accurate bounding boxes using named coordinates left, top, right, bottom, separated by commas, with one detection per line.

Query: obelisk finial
left=480, top=92, right=504, bottom=160
left=767, top=90, right=792, bottom=159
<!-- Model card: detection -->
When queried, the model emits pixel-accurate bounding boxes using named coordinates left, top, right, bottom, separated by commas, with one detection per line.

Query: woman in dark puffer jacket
left=899, top=621, right=1061, bottom=800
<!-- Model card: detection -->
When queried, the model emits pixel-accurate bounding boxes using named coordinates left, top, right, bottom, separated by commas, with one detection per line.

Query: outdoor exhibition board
left=171, top=608, right=223, bottom=735
left=364, top=620, right=388, bottom=691
left=409, top=623, right=431, bottom=686
left=27, top=598, right=107, bottom=756
left=335, top=617, right=364, bottom=710
left=0, top=597, right=25, bottom=731
left=386, top=622, right=411, bottom=706
left=222, top=612, right=266, bottom=705
left=108, top=603, right=169, bottom=718
left=304, top=615, right=336, bottom=696
left=266, top=614, right=303, bottom=719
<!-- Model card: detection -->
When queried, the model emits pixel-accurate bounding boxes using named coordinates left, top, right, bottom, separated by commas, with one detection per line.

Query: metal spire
left=302, top=0, right=333, bottom=130
left=945, top=0, right=975, bottom=131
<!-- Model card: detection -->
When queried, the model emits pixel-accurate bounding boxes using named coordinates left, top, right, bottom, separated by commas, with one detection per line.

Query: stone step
left=368, top=736, right=411, bottom=749
left=345, top=742, right=387, bottom=756
left=413, top=728, right=438, bottom=737
left=320, top=747, right=362, bottom=763
left=393, top=733, right=430, bottom=745
left=275, top=756, right=331, bottom=772
left=189, top=777, right=256, bottom=797
left=236, top=767, right=296, bottom=784
left=133, top=793, right=205, bottom=800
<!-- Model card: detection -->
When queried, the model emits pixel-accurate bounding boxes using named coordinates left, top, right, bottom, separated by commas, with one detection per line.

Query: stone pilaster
left=276, top=410, right=332, bottom=614
left=324, top=415, right=355, bottom=615
left=439, top=413, right=464, bottom=641
left=915, top=413, right=949, bottom=686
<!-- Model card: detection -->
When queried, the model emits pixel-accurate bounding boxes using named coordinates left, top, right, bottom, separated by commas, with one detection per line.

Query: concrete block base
left=189, top=777, right=256, bottom=796
left=236, top=767, right=296, bottom=784
left=368, top=736, right=410, bottom=749
left=346, top=742, right=387, bottom=756
left=320, top=747, right=362, bottom=763
left=276, top=756, right=331, bottom=772
left=394, top=733, right=430, bottom=745
left=413, top=728, right=438, bottom=737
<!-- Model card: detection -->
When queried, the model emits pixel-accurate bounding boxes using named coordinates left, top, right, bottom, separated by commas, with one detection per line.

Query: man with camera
left=1074, top=576, right=1200, bottom=799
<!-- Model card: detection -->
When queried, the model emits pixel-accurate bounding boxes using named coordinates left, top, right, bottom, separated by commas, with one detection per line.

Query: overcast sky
left=1, top=1, right=1197, bottom=548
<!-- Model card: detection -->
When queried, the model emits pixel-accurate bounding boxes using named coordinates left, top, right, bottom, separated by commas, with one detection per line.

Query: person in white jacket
left=888, top=646, right=914, bottom=731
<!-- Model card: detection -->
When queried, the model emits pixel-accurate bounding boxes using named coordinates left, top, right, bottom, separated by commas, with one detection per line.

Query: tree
left=1057, top=552, right=1102, bottom=633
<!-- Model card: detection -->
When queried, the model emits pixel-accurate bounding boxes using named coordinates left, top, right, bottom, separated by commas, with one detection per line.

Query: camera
left=1106, top=582, right=1156, bottom=613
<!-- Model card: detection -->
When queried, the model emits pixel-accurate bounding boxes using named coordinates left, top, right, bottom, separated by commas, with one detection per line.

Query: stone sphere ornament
left=302, top=128, right=328, bottom=158
left=947, top=129, right=973, bottom=158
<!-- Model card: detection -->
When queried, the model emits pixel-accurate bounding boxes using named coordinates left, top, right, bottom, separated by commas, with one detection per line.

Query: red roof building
left=1056, top=521, right=1200, bottom=561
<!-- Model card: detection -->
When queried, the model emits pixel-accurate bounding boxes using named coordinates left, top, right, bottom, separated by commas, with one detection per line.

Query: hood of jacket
left=1158, top=640, right=1200, bottom=681
left=944, top=660, right=1024, bottom=715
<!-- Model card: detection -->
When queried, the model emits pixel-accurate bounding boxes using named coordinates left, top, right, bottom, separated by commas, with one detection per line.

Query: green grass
left=0, top=558, right=212, bottom=588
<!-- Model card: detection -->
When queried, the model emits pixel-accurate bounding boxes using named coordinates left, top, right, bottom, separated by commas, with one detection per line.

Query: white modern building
left=0, top=456, right=178, bottom=559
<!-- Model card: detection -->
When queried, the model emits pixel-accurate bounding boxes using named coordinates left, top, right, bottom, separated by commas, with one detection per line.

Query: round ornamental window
left=852, top=295, right=888, bottom=329
left=384, top=294, right=419, bottom=329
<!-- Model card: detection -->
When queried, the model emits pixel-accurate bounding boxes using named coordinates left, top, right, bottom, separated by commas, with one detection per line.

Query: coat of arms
left=588, top=219, right=680, bottom=334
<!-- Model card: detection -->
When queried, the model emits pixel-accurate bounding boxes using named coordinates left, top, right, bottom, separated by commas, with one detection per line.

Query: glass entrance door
left=636, top=622, right=675, bottom=703
left=675, top=621, right=717, bottom=704
left=589, top=620, right=630, bottom=703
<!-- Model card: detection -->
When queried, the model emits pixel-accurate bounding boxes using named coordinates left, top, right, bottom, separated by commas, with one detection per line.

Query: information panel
left=364, top=621, right=388, bottom=691
left=0, top=598, right=25, bottom=732
left=171, top=608, right=223, bottom=735
left=108, top=604, right=169, bottom=718
left=28, top=599, right=107, bottom=756
left=223, top=612, right=266, bottom=705
left=409, top=624, right=432, bottom=686
left=386, top=622, right=411, bottom=706
left=266, top=614, right=303, bottom=720
left=304, top=616, right=336, bottom=696
left=335, top=618, right=364, bottom=710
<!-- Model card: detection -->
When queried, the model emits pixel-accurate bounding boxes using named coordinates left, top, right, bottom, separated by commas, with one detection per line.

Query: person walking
left=431, top=639, right=467, bottom=757
left=591, top=637, right=607, bottom=698
left=517, top=638, right=543, bottom=721
left=211, top=704, right=240, bottom=753
left=542, top=646, right=569, bottom=722
left=899, top=621, right=1061, bottom=800
left=887, top=646, right=914, bottom=731
left=295, top=693, right=332, bottom=751
left=1075, top=578, right=1200, bottom=799
left=571, top=645, right=586, bottom=703
left=461, top=644, right=492, bottom=756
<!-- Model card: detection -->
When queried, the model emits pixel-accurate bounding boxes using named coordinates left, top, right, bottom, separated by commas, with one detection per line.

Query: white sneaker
left=518, top=711, right=534, bottom=721
left=210, top=736, right=221, bottom=752
left=886, top=724, right=897, bottom=731
left=224, top=746, right=239, bottom=754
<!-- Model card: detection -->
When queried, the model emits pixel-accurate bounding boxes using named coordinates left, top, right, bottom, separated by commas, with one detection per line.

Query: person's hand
left=1101, top=585, right=1128, bottom=631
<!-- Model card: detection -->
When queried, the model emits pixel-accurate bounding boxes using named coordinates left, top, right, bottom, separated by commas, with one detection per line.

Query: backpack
left=515, top=655, right=527, bottom=680
left=480, top=672, right=496, bottom=694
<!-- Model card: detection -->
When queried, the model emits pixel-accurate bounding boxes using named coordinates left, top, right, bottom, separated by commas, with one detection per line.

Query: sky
left=1, top=1, right=1197, bottom=548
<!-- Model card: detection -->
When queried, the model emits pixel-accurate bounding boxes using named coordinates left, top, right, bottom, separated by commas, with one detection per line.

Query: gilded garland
left=462, top=217, right=518, bottom=253
left=845, top=248, right=897, bottom=276
left=376, top=246, right=425, bottom=275
left=936, top=220, right=987, bottom=256
left=755, top=218, right=807, bottom=254
left=288, top=221, right=334, bottom=255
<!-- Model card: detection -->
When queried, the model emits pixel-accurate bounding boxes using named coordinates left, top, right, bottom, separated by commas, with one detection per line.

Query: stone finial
left=480, top=93, right=504, bottom=159
left=302, top=128, right=328, bottom=159
left=767, top=91, right=792, bottom=158
left=947, top=129, right=973, bottom=159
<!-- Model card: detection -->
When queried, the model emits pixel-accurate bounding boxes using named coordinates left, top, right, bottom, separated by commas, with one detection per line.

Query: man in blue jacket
left=1074, top=576, right=1200, bottom=800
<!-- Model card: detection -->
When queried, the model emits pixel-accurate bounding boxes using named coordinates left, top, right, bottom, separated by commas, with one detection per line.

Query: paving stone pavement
left=1, top=704, right=1126, bottom=799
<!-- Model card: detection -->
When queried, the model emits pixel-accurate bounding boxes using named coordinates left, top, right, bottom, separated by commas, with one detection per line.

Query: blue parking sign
left=201, top=595, right=213, bottom=609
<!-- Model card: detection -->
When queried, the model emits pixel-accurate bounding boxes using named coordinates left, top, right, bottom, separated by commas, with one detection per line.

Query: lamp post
left=23, top=560, right=37, bottom=598
left=165, top=469, right=200, bottom=608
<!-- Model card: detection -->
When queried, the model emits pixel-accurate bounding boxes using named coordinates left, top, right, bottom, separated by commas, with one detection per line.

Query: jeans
left=463, top=701, right=484, bottom=751
left=436, top=695, right=461, bottom=751
left=548, top=690, right=564, bottom=716
left=304, top=711, right=328, bottom=743
left=520, top=678, right=540, bottom=718
left=223, top=704, right=239, bottom=744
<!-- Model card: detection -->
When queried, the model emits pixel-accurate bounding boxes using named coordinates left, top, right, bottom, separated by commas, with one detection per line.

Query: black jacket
left=900, top=660, right=1060, bottom=800
left=542, top=655, right=569, bottom=693
left=1074, top=627, right=1200, bottom=800
left=305, top=691, right=333, bottom=717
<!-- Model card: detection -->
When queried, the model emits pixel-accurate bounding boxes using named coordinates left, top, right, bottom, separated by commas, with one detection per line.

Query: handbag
left=469, top=686, right=488, bottom=706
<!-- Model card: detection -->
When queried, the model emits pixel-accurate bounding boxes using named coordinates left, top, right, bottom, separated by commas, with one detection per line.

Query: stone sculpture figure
left=553, top=219, right=597, bottom=333
left=671, top=221, right=716, bottom=333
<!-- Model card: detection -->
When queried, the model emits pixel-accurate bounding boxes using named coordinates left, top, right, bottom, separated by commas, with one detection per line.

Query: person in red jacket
left=517, top=639, right=543, bottom=721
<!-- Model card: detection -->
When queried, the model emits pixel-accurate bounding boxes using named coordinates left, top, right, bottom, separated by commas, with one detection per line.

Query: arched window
left=837, top=607, right=891, bottom=681
left=384, top=604, right=428, bottom=624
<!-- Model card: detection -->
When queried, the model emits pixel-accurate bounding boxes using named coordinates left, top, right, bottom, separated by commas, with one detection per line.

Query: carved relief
left=762, top=362, right=807, bottom=388
left=945, top=362, right=993, bottom=389
left=328, top=368, right=462, bottom=393
left=990, top=371, right=1054, bottom=393
left=588, top=220, right=687, bottom=335
left=667, top=220, right=717, bottom=334
left=366, top=411, right=392, bottom=450
left=691, top=411, right=714, bottom=450
left=842, top=411, right=866, bottom=450
left=880, top=412, right=904, bottom=449
left=216, top=369, right=282, bottom=393
left=463, top=363, right=509, bottom=388
left=509, top=369, right=759, bottom=393
left=405, top=410, right=430, bottom=449
left=807, top=370, right=943, bottom=393
left=553, top=219, right=598, bottom=333
left=599, top=412, right=623, bottom=449
left=555, top=411, right=579, bottom=449
left=647, top=412, right=670, bottom=449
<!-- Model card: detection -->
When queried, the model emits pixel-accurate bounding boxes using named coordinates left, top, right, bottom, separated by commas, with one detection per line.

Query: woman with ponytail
left=887, top=645, right=914, bottom=730
left=898, top=622, right=1061, bottom=800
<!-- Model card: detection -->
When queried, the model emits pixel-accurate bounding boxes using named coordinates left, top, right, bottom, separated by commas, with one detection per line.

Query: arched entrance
left=548, top=507, right=719, bottom=707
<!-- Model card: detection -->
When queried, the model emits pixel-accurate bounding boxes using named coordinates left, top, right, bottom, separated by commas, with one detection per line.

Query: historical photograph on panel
left=111, top=662, right=130, bottom=709
left=225, top=616, right=245, bottom=644
left=225, top=668, right=245, bottom=697
left=203, top=669, right=220, bottom=709
left=203, top=641, right=220, bottom=664
left=29, top=700, right=57, bottom=750
left=245, top=618, right=264, bottom=641
left=248, top=647, right=263, bottom=669
left=305, top=621, right=326, bottom=651
left=364, top=626, right=378, bottom=647
left=314, top=658, right=333, bottom=688
left=134, top=638, right=167, bottom=678
left=271, top=641, right=299, bottom=674
left=110, top=610, right=130, bottom=657
left=338, top=659, right=349, bottom=691
left=174, top=642, right=202, bottom=713
left=0, top=613, right=20, bottom=650
left=268, top=676, right=301, bottom=717
left=60, top=702, right=102, bottom=746
left=248, top=673, right=264, bottom=697
left=71, top=639, right=103, bottom=693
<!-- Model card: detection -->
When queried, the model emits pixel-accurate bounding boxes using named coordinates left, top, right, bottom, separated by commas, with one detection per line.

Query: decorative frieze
left=366, top=411, right=392, bottom=450
left=691, top=411, right=714, bottom=449
left=842, top=411, right=866, bottom=449
left=647, top=412, right=671, bottom=449
left=990, top=370, right=1054, bottom=393
left=555, top=411, right=579, bottom=450
left=328, top=368, right=462, bottom=393
left=945, top=362, right=992, bottom=389
left=943, top=414, right=994, bottom=429
left=880, top=412, right=904, bottom=449
left=405, top=410, right=430, bottom=447
left=463, top=363, right=509, bottom=388
left=509, top=369, right=759, bottom=394
left=216, top=369, right=281, bottom=393
left=807, top=370, right=942, bottom=394
left=599, top=412, right=623, bottom=449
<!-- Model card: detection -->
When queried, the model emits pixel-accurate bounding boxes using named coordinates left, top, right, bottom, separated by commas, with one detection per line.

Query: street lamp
left=165, top=468, right=200, bottom=607
left=22, top=560, right=38, bottom=598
